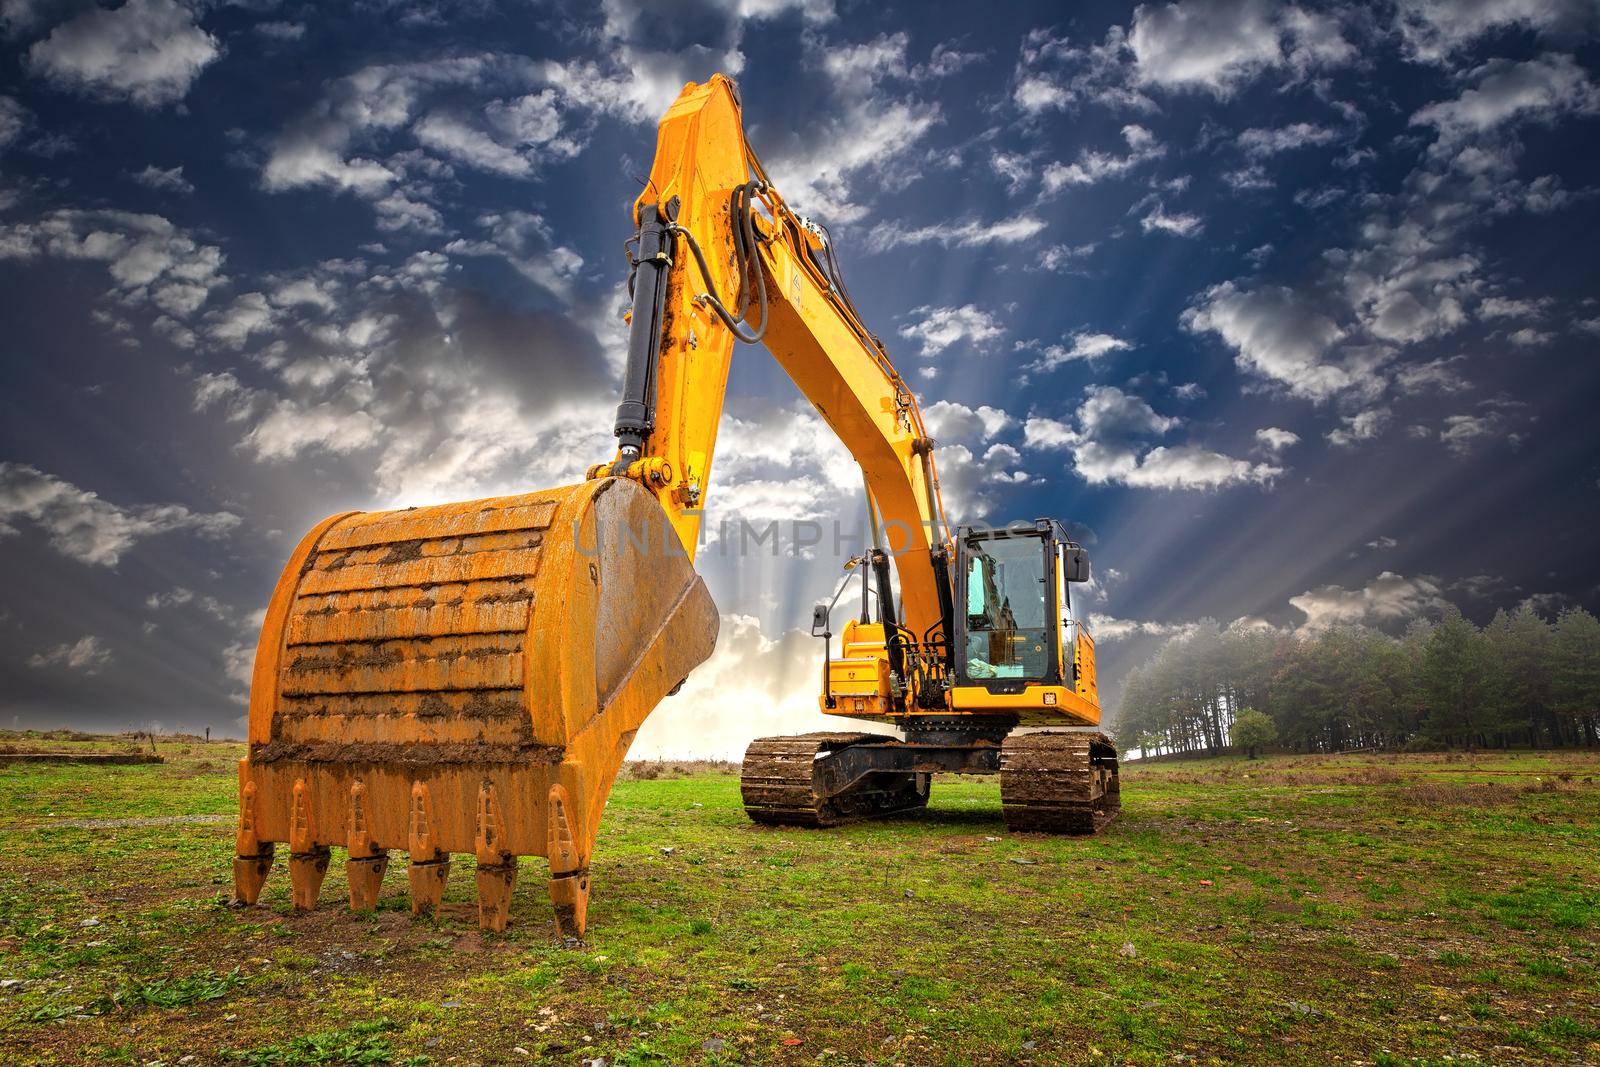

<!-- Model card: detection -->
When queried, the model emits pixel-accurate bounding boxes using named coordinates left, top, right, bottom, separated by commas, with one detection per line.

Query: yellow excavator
left=233, top=74, right=1119, bottom=938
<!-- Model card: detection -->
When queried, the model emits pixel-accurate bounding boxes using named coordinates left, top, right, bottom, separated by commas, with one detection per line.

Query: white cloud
left=1296, top=186, right=1346, bottom=210
left=1025, top=331, right=1133, bottom=372
left=1113, top=444, right=1283, bottom=489
left=261, top=55, right=514, bottom=197
left=1010, top=26, right=1158, bottom=117
left=1394, top=357, right=1470, bottom=393
left=0, top=462, right=238, bottom=566
left=990, top=151, right=1032, bottom=192
left=897, top=304, right=1004, bottom=357
left=1035, top=243, right=1098, bottom=272
left=922, top=400, right=1013, bottom=443
left=443, top=210, right=584, bottom=299
left=1222, top=164, right=1275, bottom=191
left=1237, top=122, right=1342, bottom=157
left=1129, top=0, right=1283, bottom=97
left=1394, top=0, right=1600, bottom=64
left=190, top=259, right=626, bottom=505
left=1139, top=202, right=1203, bottom=237
left=1411, top=53, right=1600, bottom=143
left=768, top=97, right=940, bottom=223
left=205, top=291, right=275, bottom=348
left=1326, top=406, right=1392, bottom=448
left=236, top=390, right=373, bottom=462
left=254, top=20, right=305, bottom=41
left=1438, top=407, right=1525, bottom=455
left=1021, top=416, right=1078, bottom=451
left=27, top=0, right=220, bottom=108
left=1327, top=227, right=1477, bottom=350
left=1182, top=281, right=1378, bottom=401
left=1012, top=4, right=1354, bottom=123
left=1023, top=385, right=1277, bottom=491
left=1078, top=384, right=1180, bottom=440
left=933, top=442, right=1030, bottom=518
left=1508, top=326, right=1554, bottom=346
left=1254, top=426, right=1299, bottom=452
left=29, top=635, right=113, bottom=674
left=1479, top=295, right=1552, bottom=319
left=1088, top=614, right=1196, bottom=641
left=1128, top=0, right=1353, bottom=98
left=0, top=95, right=26, bottom=152
left=411, top=110, right=537, bottom=178
left=1041, top=124, right=1164, bottom=191
left=130, top=164, right=192, bottom=195
left=867, top=213, right=1045, bottom=252
left=762, top=31, right=950, bottom=223
left=0, top=208, right=226, bottom=318
left=1289, top=571, right=1445, bottom=630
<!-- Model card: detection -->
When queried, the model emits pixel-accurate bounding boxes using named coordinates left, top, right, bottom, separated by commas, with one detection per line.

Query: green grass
left=224, top=1019, right=409, bottom=1065
left=0, top=741, right=1597, bottom=1064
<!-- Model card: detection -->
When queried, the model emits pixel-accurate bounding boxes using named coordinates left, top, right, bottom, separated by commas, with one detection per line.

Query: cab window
left=962, top=536, right=1049, bottom=681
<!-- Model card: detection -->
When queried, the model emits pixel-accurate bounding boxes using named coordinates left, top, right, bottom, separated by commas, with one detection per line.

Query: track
left=740, top=732, right=930, bottom=827
left=999, top=730, right=1121, bottom=834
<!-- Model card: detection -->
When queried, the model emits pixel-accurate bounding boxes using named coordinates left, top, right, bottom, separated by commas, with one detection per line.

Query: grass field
left=0, top=738, right=1596, bottom=1065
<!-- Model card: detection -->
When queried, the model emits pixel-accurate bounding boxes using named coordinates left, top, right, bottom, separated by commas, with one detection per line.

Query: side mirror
left=1063, top=546, right=1091, bottom=583
left=811, top=602, right=831, bottom=637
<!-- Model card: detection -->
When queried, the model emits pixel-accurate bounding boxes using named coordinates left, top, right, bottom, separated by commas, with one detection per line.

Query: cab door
left=1054, top=544, right=1073, bottom=687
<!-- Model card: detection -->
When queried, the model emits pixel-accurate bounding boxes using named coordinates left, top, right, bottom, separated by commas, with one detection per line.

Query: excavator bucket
left=233, top=477, right=717, bottom=937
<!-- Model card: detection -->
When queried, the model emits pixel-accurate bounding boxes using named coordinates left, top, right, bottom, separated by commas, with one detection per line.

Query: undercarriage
left=739, top=724, right=1120, bottom=834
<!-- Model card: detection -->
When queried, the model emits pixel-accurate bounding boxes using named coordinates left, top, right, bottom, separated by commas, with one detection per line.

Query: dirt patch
left=15, top=813, right=231, bottom=830
left=620, top=759, right=738, bottom=780
left=1393, top=780, right=1574, bottom=807
left=0, top=751, right=163, bottom=766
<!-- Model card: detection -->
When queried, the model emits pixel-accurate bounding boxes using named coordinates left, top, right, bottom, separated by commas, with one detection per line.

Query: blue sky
left=1, top=0, right=1598, bottom=756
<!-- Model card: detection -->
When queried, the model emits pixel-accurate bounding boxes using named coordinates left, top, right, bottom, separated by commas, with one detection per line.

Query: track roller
left=1000, top=730, right=1121, bottom=834
left=740, top=732, right=930, bottom=827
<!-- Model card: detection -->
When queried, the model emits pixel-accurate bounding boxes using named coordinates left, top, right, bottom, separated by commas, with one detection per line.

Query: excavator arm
left=594, top=74, right=951, bottom=644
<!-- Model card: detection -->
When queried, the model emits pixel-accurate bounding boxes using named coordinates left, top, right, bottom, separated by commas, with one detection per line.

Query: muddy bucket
left=233, top=477, right=717, bottom=936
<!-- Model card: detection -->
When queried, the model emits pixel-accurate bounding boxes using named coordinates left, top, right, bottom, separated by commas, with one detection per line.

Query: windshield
left=962, top=535, right=1049, bottom=681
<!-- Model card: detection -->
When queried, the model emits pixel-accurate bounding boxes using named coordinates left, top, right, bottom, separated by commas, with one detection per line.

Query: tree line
left=1114, top=604, right=1600, bottom=756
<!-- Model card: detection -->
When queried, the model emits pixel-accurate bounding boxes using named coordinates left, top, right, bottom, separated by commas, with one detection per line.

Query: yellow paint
left=949, top=685, right=1102, bottom=727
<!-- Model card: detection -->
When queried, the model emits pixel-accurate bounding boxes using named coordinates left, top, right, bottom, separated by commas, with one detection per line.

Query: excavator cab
left=948, top=522, right=1099, bottom=723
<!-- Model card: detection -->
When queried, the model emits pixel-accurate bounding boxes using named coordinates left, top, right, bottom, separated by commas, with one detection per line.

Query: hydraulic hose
left=668, top=180, right=769, bottom=345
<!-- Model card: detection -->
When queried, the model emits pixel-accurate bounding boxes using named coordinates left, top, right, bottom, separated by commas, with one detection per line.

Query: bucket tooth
left=546, top=783, right=590, bottom=939
left=408, top=858, right=450, bottom=916
left=474, top=781, right=516, bottom=931
left=233, top=777, right=274, bottom=904
left=289, top=847, right=331, bottom=910
left=408, top=781, right=449, bottom=917
left=287, top=778, right=328, bottom=910
left=348, top=853, right=389, bottom=912
left=475, top=863, right=518, bottom=933
left=548, top=868, right=590, bottom=941
left=233, top=846, right=274, bottom=905
left=345, top=779, right=388, bottom=912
